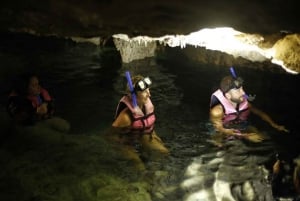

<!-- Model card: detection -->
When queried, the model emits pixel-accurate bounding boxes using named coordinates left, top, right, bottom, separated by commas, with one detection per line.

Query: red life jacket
left=27, top=88, right=52, bottom=109
left=115, top=95, right=155, bottom=134
left=211, top=89, right=250, bottom=125
left=7, top=87, right=53, bottom=123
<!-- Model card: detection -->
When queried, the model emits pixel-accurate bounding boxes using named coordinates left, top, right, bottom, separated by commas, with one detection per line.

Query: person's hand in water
left=37, top=103, right=48, bottom=115
left=245, top=133, right=265, bottom=143
left=234, top=132, right=265, bottom=143
left=272, top=123, right=289, bottom=133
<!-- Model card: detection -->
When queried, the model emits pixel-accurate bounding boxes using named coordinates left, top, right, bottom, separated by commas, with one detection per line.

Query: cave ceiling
left=1, top=0, right=299, bottom=73
left=1, top=0, right=299, bottom=37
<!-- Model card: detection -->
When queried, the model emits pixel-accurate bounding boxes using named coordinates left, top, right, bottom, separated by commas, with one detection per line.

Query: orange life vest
left=115, top=95, right=155, bottom=134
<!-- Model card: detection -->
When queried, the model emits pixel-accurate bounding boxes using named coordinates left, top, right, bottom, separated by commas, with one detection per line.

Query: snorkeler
left=7, top=74, right=54, bottom=124
left=105, top=72, right=169, bottom=170
left=209, top=68, right=289, bottom=144
left=7, top=73, right=70, bottom=132
left=271, top=154, right=300, bottom=198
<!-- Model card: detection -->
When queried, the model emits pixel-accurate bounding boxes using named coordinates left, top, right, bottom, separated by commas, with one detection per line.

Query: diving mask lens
left=135, top=77, right=152, bottom=91
left=144, top=77, right=152, bottom=86
left=137, top=80, right=146, bottom=91
left=233, top=77, right=243, bottom=89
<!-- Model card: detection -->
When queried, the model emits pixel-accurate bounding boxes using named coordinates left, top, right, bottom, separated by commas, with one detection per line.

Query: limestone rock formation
left=272, top=34, right=300, bottom=73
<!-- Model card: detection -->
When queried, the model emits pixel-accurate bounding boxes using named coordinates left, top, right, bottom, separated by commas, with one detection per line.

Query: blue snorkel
left=230, top=67, right=238, bottom=79
left=125, top=71, right=138, bottom=107
left=229, top=67, right=256, bottom=101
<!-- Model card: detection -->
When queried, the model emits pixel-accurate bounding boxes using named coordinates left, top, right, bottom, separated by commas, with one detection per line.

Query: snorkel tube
left=229, top=67, right=256, bottom=101
left=125, top=71, right=138, bottom=108
left=230, top=67, right=238, bottom=79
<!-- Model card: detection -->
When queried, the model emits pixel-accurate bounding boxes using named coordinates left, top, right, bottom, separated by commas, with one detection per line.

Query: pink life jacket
left=27, top=88, right=52, bottom=109
left=211, top=89, right=250, bottom=125
left=115, top=95, right=156, bottom=134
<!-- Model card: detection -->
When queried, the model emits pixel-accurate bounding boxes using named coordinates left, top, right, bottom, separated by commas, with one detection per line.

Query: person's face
left=28, top=76, right=41, bottom=95
left=228, top=86, right=245, bottom=103
left=136, top=88, right=151, bottom=105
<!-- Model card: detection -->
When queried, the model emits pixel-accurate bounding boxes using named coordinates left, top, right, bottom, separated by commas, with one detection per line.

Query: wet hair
left=125, top=75, right=144, bottom=93
left=220, top=76, right=244, bottom=93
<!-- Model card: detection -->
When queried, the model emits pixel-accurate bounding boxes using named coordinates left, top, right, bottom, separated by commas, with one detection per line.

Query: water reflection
left=0, top=33, right=299, bottom=201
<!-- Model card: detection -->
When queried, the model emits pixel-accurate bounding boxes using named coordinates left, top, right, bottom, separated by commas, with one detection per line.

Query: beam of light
left=181, top=157, right=222, bottom=201
left=184, top=190, right=213, bottom=201
left=181, top=176, right=206, bottom=190
left=213, top=179, right=236, bottom=201
left=112, top=27, right=298, bottom=74
left=184, top=162, right=202, bottom=177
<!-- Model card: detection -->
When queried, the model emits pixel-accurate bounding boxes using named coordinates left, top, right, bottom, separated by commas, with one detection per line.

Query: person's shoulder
left=112, top=107, right=132, bottom=127
left=210, top=104, right=224, bottom=117
left=40, top=87, right=50, bottom=95
left=210, top=95, right=221, bottom=108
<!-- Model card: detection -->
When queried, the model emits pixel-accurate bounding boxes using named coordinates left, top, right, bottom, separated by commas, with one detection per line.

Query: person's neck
left=229, top=100, right=238, bottom=109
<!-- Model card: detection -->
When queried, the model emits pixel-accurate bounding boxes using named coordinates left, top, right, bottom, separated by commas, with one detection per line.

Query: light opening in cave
left=112, top=27, right=298, bottom=74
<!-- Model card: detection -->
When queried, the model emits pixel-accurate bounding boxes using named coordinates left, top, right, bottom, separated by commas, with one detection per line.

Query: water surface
left=0, top=32, right=299, bottom=201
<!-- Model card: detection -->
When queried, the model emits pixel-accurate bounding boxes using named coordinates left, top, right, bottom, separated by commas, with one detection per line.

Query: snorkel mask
left=134, top=77, right=152, bottom=92
left=230, top=77, right=244, bottom=90
left=125, top=71, right=152, bottom=108
left=229, top=67, right=256, bottom=101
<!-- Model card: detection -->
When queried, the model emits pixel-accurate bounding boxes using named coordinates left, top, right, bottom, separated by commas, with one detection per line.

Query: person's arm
left=210, top=104, right=239, bottom=136
left=104, top=108, right=132, bottom=142
left=112, top=108, right=132, bottom=127
left=38, top=88, right=55, bottom=117
left=210, top=104, right=264, bottom=142
left=249, top=104, right=289, bottom=132
left=40, top=87, right=52, bottom=102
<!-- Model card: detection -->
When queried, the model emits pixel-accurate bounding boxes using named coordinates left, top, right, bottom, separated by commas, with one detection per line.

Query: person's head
left=26, top=75, right=41, bottom=96
left=220, top=76, right=245, bottom=103
left=126, top=75, right=152, bottom=105
left=13, top=73, right=41, bottom=96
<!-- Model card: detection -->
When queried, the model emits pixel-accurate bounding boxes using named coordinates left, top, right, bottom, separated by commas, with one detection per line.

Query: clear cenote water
left=0, top=32, right=299, bottom=201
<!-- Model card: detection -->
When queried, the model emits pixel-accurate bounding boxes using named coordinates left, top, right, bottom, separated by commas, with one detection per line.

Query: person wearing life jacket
left=105, top=74, right=169, bottom=170
left=7, top=74, right=54, bottom=123
left=25, top=74, right=55, bottom=119
left=271, top=153, right=300, bottom=198
left=209, top=75, right=289, bottom=144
